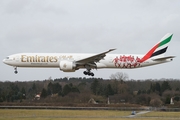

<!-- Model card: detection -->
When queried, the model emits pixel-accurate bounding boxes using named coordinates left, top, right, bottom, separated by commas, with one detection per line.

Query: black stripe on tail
left=150, top=46, right=168, bottom=58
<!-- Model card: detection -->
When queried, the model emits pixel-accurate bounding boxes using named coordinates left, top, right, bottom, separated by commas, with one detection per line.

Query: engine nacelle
left=59, top=61, right=76, bottom=72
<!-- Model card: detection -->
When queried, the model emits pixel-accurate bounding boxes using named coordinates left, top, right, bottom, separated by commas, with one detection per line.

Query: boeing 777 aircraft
left=3, top=33, right=175, bottom=76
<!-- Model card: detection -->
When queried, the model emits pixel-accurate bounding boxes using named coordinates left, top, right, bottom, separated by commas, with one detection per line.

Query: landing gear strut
left=14, top=67, right=18, bottom=74
left=83, top=65, right=94, bottom=77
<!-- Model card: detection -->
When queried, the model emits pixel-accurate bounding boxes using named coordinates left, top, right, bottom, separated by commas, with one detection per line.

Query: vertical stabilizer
left=140, top=33, right=173, bottom=62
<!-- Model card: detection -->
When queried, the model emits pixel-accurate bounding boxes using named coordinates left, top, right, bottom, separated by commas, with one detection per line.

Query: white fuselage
left=3, top=53, right=171, bottom=70
left=2, top=33, right=175, bottom=76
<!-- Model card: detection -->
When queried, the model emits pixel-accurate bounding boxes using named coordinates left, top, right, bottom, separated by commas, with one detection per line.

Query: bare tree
left=150, top=98, right=162, bottom=107
left=110, top=72, right=129, bottom=82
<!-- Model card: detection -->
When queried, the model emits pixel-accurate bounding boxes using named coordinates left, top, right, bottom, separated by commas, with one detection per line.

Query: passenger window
left=6, top=57, right=9, bottom=59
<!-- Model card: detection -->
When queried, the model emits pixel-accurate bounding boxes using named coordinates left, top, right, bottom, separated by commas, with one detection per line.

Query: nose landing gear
left=14, top=67, right=18, bottom=74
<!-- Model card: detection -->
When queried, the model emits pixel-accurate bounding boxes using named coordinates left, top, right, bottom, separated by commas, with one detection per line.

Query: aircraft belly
left=17, top=62, right=59, bottom=68
left=96, top=63, right=107, bottom=68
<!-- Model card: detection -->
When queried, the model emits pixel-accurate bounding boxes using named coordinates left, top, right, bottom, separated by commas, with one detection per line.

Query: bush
left=150, top=98, right=162, bottom=107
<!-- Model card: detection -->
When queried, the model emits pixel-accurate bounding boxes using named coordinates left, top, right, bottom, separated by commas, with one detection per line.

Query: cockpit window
left=6, top=57, right=9, bottom=59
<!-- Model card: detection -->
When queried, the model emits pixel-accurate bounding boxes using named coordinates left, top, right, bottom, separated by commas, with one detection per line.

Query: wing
left=76, top=49, right=116, bottom=68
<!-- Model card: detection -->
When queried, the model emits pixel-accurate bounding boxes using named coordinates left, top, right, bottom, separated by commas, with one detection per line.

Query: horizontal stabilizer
left=152, top=56, right=175, bottom=61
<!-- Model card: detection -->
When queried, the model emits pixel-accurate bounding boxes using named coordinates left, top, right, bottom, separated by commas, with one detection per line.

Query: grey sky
left=0, top=0, right=179, bottom=81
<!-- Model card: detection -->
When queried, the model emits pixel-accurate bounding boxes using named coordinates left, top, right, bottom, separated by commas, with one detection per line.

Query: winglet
left=108, top=48, right=116, bottom=52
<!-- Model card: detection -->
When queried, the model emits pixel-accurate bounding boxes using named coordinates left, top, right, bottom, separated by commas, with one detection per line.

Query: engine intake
left=59, top=61, right=76, bottom=72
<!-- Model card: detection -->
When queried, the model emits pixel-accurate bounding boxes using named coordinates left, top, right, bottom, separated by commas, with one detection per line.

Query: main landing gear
left=14, top=67, right=18, bottom=74
left=83, top=71, right=94, bottom=76
left=83, top=65, right=94, bottom=77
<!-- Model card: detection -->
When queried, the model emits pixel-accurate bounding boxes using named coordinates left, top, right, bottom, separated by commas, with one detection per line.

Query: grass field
left=0, top=109, right=180, bottom=120
left=140, top=111, right=180, bottom=118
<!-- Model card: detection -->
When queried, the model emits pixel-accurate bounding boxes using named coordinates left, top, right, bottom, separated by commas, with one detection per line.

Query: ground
left=0, top=109, right=180, bottom=120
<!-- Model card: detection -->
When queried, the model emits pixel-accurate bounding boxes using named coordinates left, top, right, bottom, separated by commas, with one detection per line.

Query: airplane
left=3, top=33, right=175, bottom=77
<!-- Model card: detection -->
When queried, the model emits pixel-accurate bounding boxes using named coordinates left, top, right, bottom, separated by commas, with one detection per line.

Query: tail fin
left=140, top=33, right=173, bottom=62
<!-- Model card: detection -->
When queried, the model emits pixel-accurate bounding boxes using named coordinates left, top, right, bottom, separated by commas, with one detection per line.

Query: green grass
left=0, top=109, right=129, bottom=120
left=0, top=118, right=173, bottom=120
left=0, top=109, right=180, bottom=120
left=139, top=111, right=180, bottom=118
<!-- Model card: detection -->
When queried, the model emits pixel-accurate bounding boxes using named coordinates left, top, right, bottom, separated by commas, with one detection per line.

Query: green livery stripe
left=158, top=35, right=172, bottom=47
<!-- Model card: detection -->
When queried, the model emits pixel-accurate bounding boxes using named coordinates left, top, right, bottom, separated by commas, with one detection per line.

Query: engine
left=59, top=61, right=76, bottom=72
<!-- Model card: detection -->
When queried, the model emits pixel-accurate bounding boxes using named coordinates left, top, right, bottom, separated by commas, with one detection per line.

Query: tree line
left=0, top=72, right=180, bottom=107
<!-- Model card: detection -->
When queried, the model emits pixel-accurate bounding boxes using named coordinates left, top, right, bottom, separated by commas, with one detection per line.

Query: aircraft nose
left=3, top=59, right=7, bottom=64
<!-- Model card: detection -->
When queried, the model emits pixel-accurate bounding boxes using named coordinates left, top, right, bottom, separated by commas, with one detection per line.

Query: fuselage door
left=15, top=55, right=20, bottom=62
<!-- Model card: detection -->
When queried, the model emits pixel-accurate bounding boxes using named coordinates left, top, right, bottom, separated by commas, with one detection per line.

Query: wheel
left=83, top=71, right=88, bottom=75
left=91, top=73, right=94, bottom=76
left=14, top=71, right=18, bottom=74
left=88, top=72, right=92, bottom=76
